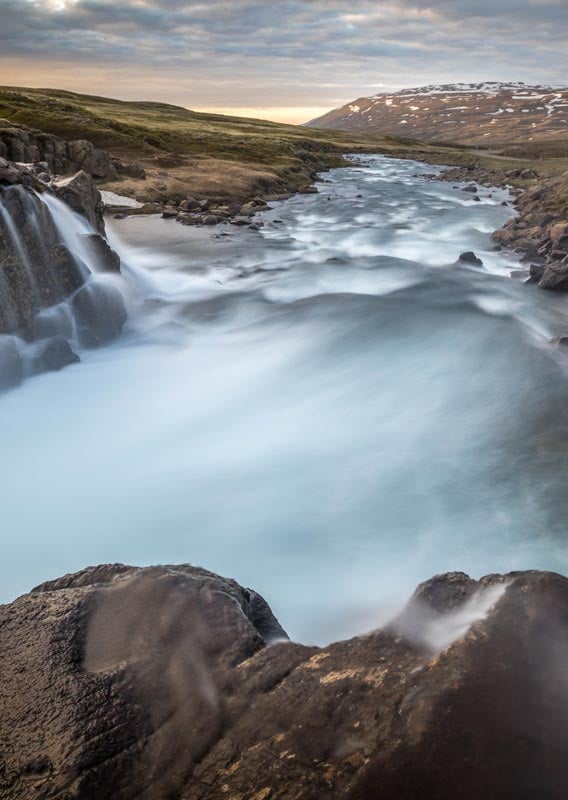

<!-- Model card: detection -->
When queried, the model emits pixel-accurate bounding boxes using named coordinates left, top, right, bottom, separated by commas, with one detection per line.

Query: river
left=2, top=155, right=568, bottom=643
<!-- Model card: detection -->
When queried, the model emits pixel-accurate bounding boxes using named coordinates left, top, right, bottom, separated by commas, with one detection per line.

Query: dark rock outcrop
left=458, top=251, right=483, bottom=266
left=80, top=234, right=121, bottom=273
left=0, top=124, right=145, bottom=182
left=1, top=565, right=568, bottom=799
left=0, top=162, right=126, bottom=387
left=53, top=171, right=106, bottom=234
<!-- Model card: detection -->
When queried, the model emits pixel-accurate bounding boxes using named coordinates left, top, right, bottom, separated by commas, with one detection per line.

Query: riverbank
left=384, top=146, right=568, bottom=290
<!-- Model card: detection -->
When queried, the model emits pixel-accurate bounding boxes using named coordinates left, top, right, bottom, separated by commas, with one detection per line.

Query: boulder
left=67, top=140, right=117, bottom=181
left=72, top=281, right=127, bottom=346
left=50, top=244, right=91, bottom=294
left=537, top=264, right=568, bottom=291
left=161, top=206, right=178, bottom=218
left=549, top=222, right=568, bottom=252
left=53, top=171, right=105, bottom=234
left=458, top=251, right=483, bottom=266
left=529, top=263, right=547, bottom=283
left=79, top=234, right=121, bottom=273
left=2, top=567, right=568, bottom=799
left=462, top=184, right=478, bottom=193
left=179, top=197, right=200, bottom=212
left=32, top=335, right=80, bottom=374
left=203, top=214, right=221, bottom=225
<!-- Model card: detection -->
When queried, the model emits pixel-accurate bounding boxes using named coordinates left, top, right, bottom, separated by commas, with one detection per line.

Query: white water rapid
left=2, top=156, right=568, bottom=643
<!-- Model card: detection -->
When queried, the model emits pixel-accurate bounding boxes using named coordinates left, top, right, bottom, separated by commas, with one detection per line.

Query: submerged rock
left=1, top=566, right=568, bottom=799
left=0, top=335, right=22, bottom=389
left=72, top=281, right=127, bottom=346
left=458, top=251, right=484, bottom=266
left=32, top=336, right=80, bottom=374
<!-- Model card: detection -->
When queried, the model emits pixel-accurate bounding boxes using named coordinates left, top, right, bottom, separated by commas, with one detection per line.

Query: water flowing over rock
left=0, top=164, right=126, bottom=388
left=0, top=565, right=567, bottom=799
left=52, top=171, right=106, bottom=235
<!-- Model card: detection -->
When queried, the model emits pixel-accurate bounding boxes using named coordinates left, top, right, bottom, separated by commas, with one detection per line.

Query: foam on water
left=2, top=156, right=568, bottom=644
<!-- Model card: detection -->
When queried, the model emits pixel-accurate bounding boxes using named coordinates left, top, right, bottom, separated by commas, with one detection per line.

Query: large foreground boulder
left=1, top=566, right=568, bottom=799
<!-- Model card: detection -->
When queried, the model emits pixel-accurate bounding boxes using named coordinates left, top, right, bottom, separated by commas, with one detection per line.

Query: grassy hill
left=0, top=86, right=435, bottom=202
left=1, top=86, right=567, bottom=209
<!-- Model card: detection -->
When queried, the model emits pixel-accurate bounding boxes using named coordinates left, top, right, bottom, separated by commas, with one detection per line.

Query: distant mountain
left=307, top=83, right=568, bottom=144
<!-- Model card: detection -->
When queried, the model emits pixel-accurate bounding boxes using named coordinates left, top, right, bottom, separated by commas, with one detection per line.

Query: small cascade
left=0, top=181, right=127, bottom=391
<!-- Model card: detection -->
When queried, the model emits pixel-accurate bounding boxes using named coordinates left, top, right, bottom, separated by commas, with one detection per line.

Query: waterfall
left=0, top=183, right=127, bottom=390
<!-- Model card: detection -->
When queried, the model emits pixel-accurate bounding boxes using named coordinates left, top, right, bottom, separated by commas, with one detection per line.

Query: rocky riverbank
left=1, top=563, right=567, bottom=799
left=389, top=150, right=568, bottom=292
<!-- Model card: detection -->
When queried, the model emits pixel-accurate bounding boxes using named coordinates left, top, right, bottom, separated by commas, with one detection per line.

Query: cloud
left=0, top=0, right=566, bottom=121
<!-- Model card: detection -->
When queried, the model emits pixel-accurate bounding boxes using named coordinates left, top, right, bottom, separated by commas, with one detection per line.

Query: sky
left=0, top=0, right=567, bottom=124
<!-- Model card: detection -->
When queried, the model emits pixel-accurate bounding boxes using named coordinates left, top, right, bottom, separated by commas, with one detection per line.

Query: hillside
left=308, top=83, right=568, bottom=145
left=0, top=85, right=426, bottom=203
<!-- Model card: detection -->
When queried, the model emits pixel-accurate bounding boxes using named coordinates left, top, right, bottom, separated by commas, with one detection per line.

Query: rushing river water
left=2, top=155, right=568, bottom=643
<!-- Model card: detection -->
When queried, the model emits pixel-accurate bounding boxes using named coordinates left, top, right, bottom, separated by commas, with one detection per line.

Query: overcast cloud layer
left=0, top=0, right=566, bottom=122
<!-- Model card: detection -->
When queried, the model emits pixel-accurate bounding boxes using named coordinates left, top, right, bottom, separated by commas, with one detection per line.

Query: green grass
left=2, top=85, right=567, bottom=206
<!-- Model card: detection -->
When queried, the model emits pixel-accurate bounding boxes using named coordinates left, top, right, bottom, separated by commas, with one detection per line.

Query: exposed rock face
left=53, top=171, right=106, bottom=235
left=0, top=183, right=88, bottom=333
left=1, top=565, right=567, bottom=799
left=0, top=124, right=145, bottom=182
left=80, top=233, right=121, bottom=272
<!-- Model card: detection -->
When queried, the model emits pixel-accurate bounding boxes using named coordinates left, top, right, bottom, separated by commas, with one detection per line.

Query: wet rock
left=80, top=234, right=121, bottom=273
left=203, top=214, right=221, bottom=225
left=458, top=251, right=483, bottom=266
left=53, top=171, right=105, bottom=234
left=529, top=263, right=547, bottom=283
left=462, top=184, right=478, bottom=193
left=72, top=281, right=127, bottom=346
left=33, top=336, right=79, bottom=373
left=0, top=335, right=22, bottom=390
left=537, top=264, right=568, bottom=291
left=161, top=206, right=178, bottom=218
left=50, top=244, right=90, bottom=295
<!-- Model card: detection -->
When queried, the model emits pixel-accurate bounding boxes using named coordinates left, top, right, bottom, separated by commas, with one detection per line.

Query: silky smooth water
left=2, top=156, right=568, bottom=643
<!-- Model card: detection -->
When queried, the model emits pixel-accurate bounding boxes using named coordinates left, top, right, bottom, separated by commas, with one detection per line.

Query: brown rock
left=549, top=221, right=568, bottom=252
left=2, top=567, right=568, bottom=799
